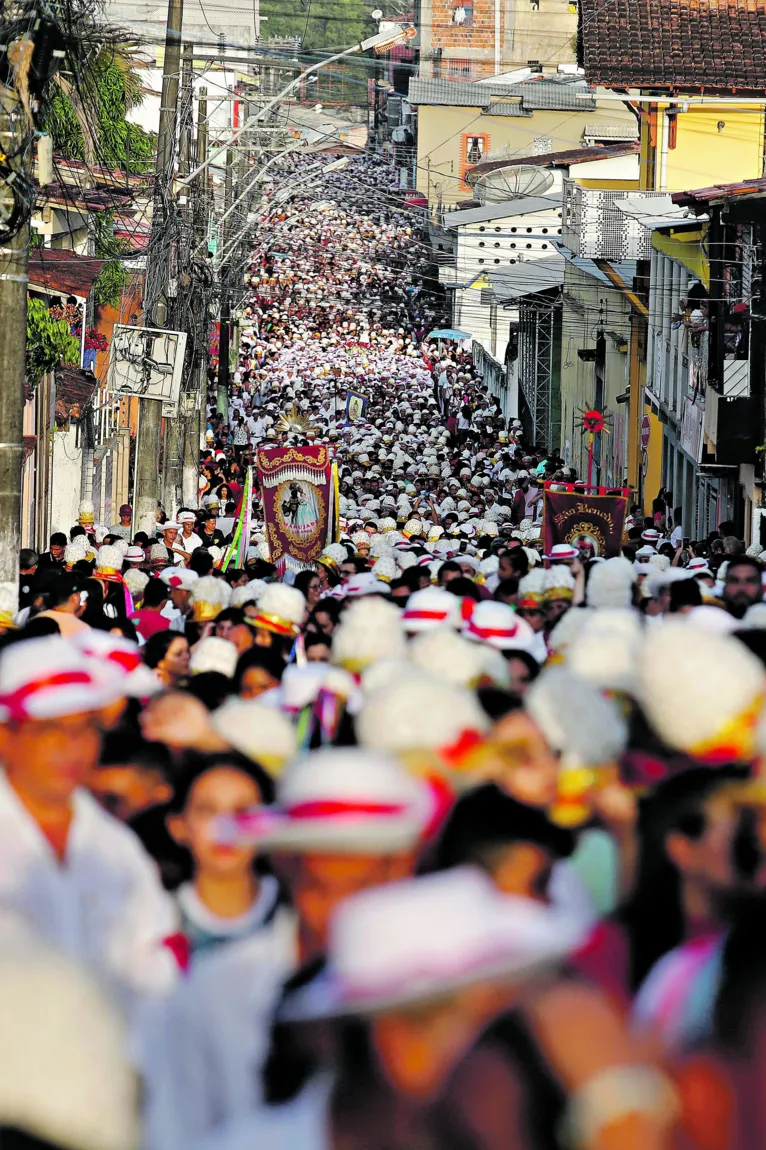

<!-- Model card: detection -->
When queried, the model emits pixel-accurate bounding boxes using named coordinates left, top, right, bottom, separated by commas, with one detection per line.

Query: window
left=533, top=136, right=553, bottom=155
left=460, top=132, right=489, bottom=187
left=448, top=57, right=473, bottom=79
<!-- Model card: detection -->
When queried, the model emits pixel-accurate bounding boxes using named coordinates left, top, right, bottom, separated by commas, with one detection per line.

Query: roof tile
left=580, top=0, right=766, bottom=91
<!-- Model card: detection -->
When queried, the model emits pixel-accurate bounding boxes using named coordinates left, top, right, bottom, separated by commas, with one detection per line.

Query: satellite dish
left=474, top=165, right=555, bottom=205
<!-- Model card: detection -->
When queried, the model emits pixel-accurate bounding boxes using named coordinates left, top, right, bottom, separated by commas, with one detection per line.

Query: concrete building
left=417, top=0, right=577, bottom=80
left=407, top=75, right=637, bottom=209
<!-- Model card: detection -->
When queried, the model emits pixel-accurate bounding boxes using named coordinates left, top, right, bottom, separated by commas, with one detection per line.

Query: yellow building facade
left=625, top=101, right=766, bottom=509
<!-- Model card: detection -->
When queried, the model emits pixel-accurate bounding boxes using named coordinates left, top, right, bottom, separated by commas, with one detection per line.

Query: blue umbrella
left=427, top=328, right=472, bottom=340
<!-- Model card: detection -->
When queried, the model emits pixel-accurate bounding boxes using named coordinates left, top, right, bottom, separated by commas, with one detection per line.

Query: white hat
left=566, top=608, right=643, bottom=696
left=77, top=498, right=95, bottom=524
left=0, top=637, right=123, bottom=722
left=274, top=663, right=359, bottom=714
left=95, top=545, right=124, bottom=574
left=210, top=697, right=297, bottom=776
left=545, top=543, right=578, bottom=562
left=230, top=579, right=267, bottom=609
left=356, top=670, right=490, bottom=758
left=410, top=627, right=509, bottom=689
left=637, top=620, right=765, bottom=763
left=462, top=601, right=535, bottom=656
left=685, top=605, right=741, bottom=634
left=645, top=565, right=694, bottom=600
left=526, top=667, right=628, bottom=767
left=72, top=630, right=162, bottom=698
left=149, top=543, right=170, bottom=566
left=586, top=556, right=636, bottom=609
left=0, top=938, right=138, bottom=1150
left=372, top=556, right=399, bottom=584
left=189, top=636, right=238, bottom=678
left=332, top=596, right=406, bottom=672
left=251, top=583, right=306, bottom=638
left=218, top=747, right=440, bottom=855
left=123, top=568, right=149, bottom=600
left=189, top=576, right=232, bottom=622
left=278, top=868, right=578, bottom=1020
left=742, top=602, right=766, bottom=630
left=125, top=546, right=144, bottom=565
left=402, top=587, right=463, bottom=633
left=177, top=511, right=197, bottom=524
left=343, top=572, right=392, bottom=598
left=64, top=543, right=85, bottom=566
left=159, top=567, right=199, bottom=591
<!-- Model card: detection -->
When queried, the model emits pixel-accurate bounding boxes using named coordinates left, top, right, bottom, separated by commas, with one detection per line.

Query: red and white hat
left=72, top=630, right=163, bottom=698
left=125, top=546, right=145, bottom=565
left=544, top=543, right=578, bottom=562
left=463, top=601, right=537, bottom=654
left=0, top=636, right=125, bottom=722
left=402, top=587, right=462, bottom=633
left=159, top=568, right=199, bottom=591
left=216, top=747, right=445, bottom=854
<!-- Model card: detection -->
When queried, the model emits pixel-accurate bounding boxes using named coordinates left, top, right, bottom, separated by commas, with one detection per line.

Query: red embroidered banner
left=257, top=445, right=333, bottom=573
left=543, top=490, right=628, bottom=558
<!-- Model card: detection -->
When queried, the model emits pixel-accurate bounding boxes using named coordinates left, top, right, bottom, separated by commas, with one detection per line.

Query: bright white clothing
left=144, top=909, right=297, bottom=1150
left=194, top=1076, right=332, bottom=1150
left=176, top=875, right=280, bottom=957
left=161, top=602, right=186, bottom=633
left=177, top=531, right=203, bottom=555
left=0, top=772, right=177, bottom=1002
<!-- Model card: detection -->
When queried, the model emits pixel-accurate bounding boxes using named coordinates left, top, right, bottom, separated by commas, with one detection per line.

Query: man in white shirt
left=0, top=636, right=178, bottom=1006
left=159, top=567, right=199, bottom=632
left=176, top=511, right=203, bottom=558
left=250, top=414, right=270, bottom=443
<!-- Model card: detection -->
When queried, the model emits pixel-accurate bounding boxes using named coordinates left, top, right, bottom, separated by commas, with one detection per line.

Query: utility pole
left=0, top=82, right=28, bottom=594
left=135, top=0, right=184, bottom=528
left=216, top=144, right=235, bottom=420
left=182, top=83, right=209, bottom=506
left=162, top=41, right=194, bottom=515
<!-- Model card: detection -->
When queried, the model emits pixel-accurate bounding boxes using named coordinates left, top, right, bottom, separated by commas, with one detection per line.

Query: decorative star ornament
left=576, top=407, right=611, bottom=437
left=276, top=406, right=319, bottom=438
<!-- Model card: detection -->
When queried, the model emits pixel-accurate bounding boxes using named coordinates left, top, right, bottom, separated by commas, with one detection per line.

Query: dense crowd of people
left=4, top=153, right=766, bottom=1150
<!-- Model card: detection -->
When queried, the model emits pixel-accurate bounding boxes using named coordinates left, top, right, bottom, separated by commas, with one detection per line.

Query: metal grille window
left=448, top=58, right=473, bottom=80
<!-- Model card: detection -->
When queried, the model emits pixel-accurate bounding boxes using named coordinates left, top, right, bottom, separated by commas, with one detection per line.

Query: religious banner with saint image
left=345, top=390, right=368, bottom=423
left=542, top=486, right=628, bottom=559
left=258, top=445, right=335, bottom=573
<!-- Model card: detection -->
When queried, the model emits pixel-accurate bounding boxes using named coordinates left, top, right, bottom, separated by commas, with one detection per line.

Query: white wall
left=50, top=428, right=83, bottom=534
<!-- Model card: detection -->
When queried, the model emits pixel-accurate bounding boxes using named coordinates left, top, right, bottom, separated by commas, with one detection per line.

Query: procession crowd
left=4, top=153, right=766, bottom=1150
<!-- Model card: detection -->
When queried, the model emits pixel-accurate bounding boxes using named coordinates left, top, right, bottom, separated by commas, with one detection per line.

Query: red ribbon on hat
left=465, top=621, right=520, bottom=642
left=460, top=597, right=476, bottom=623
left=440, top=727, right=486, bottom=768
left=286, top=799, right=408, bottom=820
left=0, top=670, right=95, bottom=723
left=106, top=648, right=142, bottom=674
left=403, top=609, right=451, bottom=624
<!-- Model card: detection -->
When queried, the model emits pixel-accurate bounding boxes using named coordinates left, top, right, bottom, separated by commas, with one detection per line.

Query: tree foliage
left=40, top=45, right=156, bottom=175
left=93, top=259, right=129, bottom=310
left=26, top=299, right=81, bottom=389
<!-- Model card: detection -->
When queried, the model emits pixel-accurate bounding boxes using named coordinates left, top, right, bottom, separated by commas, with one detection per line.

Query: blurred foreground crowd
left=2, top=155, right=766, bottom=1150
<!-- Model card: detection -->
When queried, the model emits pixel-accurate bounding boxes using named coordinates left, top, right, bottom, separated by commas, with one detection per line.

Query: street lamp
left=177, top=24, right=414, bottom=190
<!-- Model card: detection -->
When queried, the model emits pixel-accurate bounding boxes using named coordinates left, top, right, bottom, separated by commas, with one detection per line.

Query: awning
left=489, top=257, right=565, bottom=302
left=427, top=327, right=471, bottom=340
